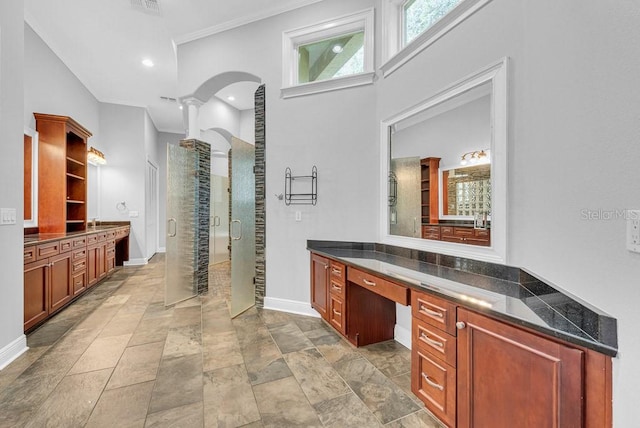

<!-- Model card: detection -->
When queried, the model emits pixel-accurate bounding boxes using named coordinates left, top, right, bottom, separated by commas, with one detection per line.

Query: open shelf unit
left=420, top=157, right=441, bottom=225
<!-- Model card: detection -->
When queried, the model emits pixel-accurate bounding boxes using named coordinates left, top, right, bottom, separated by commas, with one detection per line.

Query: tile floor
left=0, top=254, right=444, bottom=427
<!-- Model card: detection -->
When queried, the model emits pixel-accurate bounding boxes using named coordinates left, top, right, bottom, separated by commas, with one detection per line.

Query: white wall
left=378, top=0, right=639, bottom=424
left=99, top=103, right=148, bottom=263
left=0, top=0, right=27, bottom=368
left=178, top=0, right=379, bottom=312
left=23, top=24, right=100, bottom=144
left=239, top=109, right=256, bottom=144
left=199, top=97, right=241, bottom=136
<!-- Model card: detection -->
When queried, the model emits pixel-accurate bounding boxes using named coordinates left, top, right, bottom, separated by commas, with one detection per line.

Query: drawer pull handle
left=422, top=373, right=444, bottom=391
left=420, top=305, right=444, bottom=318
left=420, top=332, right=444, bottom=348
left=333, top=309, right=342, bottom=316
left=331, top=268, right=341, bottom=274
left=362, top=279, right=376, bottom=287
left=331, top=284, right=342, bottom=291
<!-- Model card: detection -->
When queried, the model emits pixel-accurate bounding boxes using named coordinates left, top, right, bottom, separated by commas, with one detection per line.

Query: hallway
left=0, top=256, right=442, bottom=427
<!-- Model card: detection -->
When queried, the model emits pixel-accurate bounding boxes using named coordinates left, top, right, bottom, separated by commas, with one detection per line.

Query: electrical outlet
left=0, top=208, right=16, bottom=225
left=627, top=210, right=640, bottom=253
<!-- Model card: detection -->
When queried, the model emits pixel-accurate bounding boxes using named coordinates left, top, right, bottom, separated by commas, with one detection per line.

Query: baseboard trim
left=157, top=247, right=166, bottom=253
left=263, top=297, right=320, bottom=318
left=124, top=258, right=148, bottom=267
left=394, top=324, right=412, bottom=350
left=0, top=335, right=28, bottom=371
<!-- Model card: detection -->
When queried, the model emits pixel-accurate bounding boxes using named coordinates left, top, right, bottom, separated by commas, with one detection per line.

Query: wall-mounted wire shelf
left=285, top=166, right=317, bottom=205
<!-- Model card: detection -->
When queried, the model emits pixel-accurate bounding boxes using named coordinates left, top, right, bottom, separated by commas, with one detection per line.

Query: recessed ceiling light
left=227, top=96, right=235, bottom=101
left=178, top=105, right=183, bottom=110
left=332, top=45, right=343, bottom=54
left=142, top=58, right=154, bottom=67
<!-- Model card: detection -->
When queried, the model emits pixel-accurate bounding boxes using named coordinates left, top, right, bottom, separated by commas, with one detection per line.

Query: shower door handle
left=214, top=216, right=221, bottom=227
left=168, top=218, right=177, bottom=237
left=231, top=219, right=243, bottom=240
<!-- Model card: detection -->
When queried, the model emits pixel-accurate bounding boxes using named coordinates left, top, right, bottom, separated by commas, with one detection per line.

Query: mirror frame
left=439, top=163, right=492, bottom=221
left=380, top=58, right=508, bottom=264
left=24, top=127, right=39, bottom=228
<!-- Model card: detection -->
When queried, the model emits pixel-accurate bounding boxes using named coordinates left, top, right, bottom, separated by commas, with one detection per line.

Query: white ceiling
left=24, top=0, right=323, bottom=133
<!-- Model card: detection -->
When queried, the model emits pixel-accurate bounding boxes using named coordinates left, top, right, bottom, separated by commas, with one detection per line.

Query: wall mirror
left=380, top=58, right=508, bottom=263
left=24, top=127, right=38, bottom=228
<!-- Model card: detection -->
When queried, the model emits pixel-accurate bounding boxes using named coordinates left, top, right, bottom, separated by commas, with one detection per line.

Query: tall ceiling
left=24, top=0, right=323, bottom=133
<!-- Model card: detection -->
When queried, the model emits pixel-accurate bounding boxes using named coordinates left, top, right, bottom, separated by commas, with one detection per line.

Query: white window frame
left=281, top=8, right=375, bottom=99
left=381, top=0, right=494, bottom=77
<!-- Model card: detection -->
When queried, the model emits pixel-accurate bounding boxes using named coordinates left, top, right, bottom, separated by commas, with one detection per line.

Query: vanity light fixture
left=87, top=147, right=107, bottom=165
left=460, top=149, right=490, bottom=166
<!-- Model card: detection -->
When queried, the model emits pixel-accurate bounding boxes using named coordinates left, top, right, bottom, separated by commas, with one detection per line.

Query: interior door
left=146, top=160, right=158, bottom=260
left=390, top=157, right=421, bottom=238
left=165, top=144, right=198, bottom=306
left=210, top=174, right=230, bottom=265
left=230, top=137, right=256, bottom=317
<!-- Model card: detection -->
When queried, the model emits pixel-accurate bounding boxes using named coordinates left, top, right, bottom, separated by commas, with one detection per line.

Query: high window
left=403, top=0, right=463, bottom=45
left=381, top=0, right=493, bottom=77
left=282, top=9, right=375, bottom=98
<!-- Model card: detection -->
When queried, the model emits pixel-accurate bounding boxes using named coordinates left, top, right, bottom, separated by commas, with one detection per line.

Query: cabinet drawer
left=72, top=248, right=86, bottom=262
left=72, top=236, right=86, bottom=248
left=37, top=242, right=59, bottom=260
left=412, top=290, right=457, bottom=336
left=329, top=295, right=346, bottom=335
left=413, top=317, right=457, bottom=367
left=106, top=247, right=116, bottom=258
left=106, top=230, right=116, bottom=239
left=86, top=233, right=99, bottom=246
left=72, top=271, right=86, bottom=296
left=412, top=348, right=456, bottom=428
left=72, top=259, right=86, bottom=274
left=329, top=261, right=346, bottom=284
left=24, top=245, right=37, bottom=264
left=96, top=232, right=107, bottom=242
left=348, top=268, right=409, bottom=305
left=60, top=238, right=74, bottom=253
left=106, top=239, right=116, bottom=248
left=329, top=279, right=345, bottom=298
left=422, top=225, right=441, bottom=240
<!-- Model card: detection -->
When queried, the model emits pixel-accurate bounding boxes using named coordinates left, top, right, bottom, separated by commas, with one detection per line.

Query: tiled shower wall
left=254, top=84, right=266, bottom=307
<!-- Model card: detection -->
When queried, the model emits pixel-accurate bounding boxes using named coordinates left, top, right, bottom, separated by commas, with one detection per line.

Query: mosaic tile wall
left=254, top=84, right=266, bottom=307
left=180, top=138, right=211, bottom=294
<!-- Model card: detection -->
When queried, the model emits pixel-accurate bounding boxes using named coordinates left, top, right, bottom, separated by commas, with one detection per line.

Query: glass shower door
left=165, top=144, right=198, bottom=306
left=390, top=157, right=421, bottom=238
left=230, top=137, right=256, bottom=317
left=210, top=174, right=230, bottom=265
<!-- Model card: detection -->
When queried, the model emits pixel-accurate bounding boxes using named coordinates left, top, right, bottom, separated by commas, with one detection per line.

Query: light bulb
left=332, top=45, right=344, bottom=53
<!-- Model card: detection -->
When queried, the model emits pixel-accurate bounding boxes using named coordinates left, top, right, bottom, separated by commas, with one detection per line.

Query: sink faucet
left=91, top=218, right=97, bottom=229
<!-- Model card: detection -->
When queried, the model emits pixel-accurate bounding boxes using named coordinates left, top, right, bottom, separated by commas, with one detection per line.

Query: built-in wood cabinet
left=421, top=157, right=441, bottom=225
left=457, top=308, right=584, bottom=427
left=310, top=251, right=612, bottom=428
left=422, top=224, right=491, bottom=247
left=310, top=253, right=330, bottom=320
left=34, top=113, right=92, bottom=233
left=24, top=227, right=129, bottom=332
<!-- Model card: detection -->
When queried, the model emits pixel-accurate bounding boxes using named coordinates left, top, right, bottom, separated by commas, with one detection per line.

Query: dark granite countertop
left=307, top=240, right=617, bottom=357
left=24, top=222, right=131, bottom=246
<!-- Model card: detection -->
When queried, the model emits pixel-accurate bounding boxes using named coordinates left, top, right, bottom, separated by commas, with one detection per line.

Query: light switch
left=627, top=210, right=640, bottom=253
left=0, top=208, right=17, bottom=225
left=295, top=211, right=302, bottom=222
left=129, top=211, right=139, bottom=218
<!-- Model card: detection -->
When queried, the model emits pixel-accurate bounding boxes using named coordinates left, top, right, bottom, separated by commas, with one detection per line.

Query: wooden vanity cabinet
left=310, top=253, right=330, bottom=320
left=328, top=261, right=346, bottom=335
left=87, top=232, right=107, bottom=287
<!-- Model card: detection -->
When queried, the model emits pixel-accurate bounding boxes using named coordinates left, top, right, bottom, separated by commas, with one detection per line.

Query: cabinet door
left=87, top=245, right=98, bottom=286
left=24, top=259, right=49, bottom=331
left=97, top=244, right=107, bottom=280
left=457, top=308, right=584, bottom=428
left=49, top=252, right=73, bottom=314
left=310, top=253, right=329, bottom=320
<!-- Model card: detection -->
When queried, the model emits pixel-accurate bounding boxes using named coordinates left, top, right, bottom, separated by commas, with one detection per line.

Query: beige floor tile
left=106, top=341, right=165, bottom=390
left=203, top=364, right=260, bottom=428
left=145, top=401, right=204, bottom=428
left=68, top=334, right=132, bottom=374
left=148, top=353, right=203, bottom=414
left=253, top=376, right=322, bottom=428
left=202, top=330, right=243, bottom=372
left=98, top=312, right=144, bottom=338
left=24, top=368, right=112, bottom=428
left=86, top=381, right=155, bottom=428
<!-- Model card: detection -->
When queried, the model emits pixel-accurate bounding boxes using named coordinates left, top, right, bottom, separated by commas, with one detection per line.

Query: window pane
left=298, top=31, right=365, bottom=84
left=404, top=0, right=463, bottom=44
